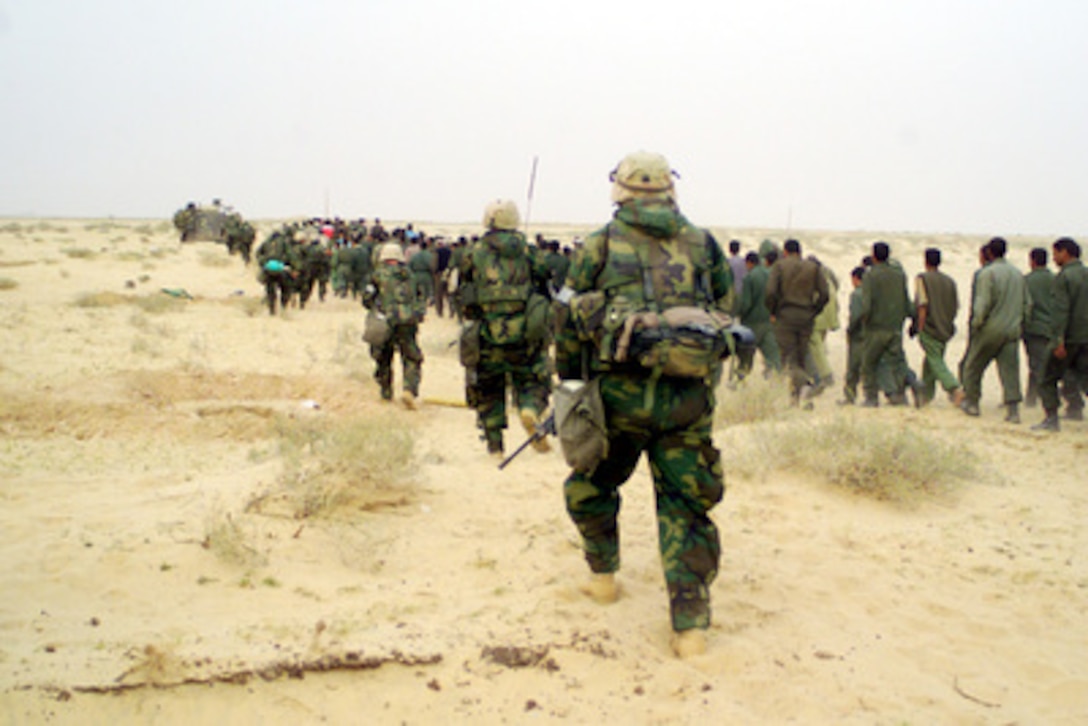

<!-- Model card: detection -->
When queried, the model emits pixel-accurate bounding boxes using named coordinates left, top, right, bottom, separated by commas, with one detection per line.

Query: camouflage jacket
left=459, top=230, right=549, bottom=346
left=223, top=214, right=254, bottom=245
left=255, top=233, right=289, bottom=266
left=371, top=262, right=424, bottom=325
left=555, top=199, right=732, bottom=379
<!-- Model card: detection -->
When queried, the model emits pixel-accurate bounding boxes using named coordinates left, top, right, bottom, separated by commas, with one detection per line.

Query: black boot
left=1031, top=411, right=1060, bottom=432
left=1004, top=403, right=1020, bottom=424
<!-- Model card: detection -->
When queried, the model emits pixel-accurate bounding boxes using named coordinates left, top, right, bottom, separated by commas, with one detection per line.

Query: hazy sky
left=1, top=1, right=1085, bottom=234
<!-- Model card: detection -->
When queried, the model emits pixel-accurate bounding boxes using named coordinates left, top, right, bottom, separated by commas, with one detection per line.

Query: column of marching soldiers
left=221, top=143, right=1086, bottom=664
left=252, top=217, right=573, bottom=319
left=249, top=217, right=1086, bottom=434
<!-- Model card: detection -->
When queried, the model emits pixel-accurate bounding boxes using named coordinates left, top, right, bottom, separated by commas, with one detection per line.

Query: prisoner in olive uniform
left=734, top=251, right=780, bottom=378
left=914, top=248, right=964, bottom=405
left=459, top=200, right=552, bottom=456
left=555, top=151, right=731, bottom=659
left=859, top=242, right=914, bottom=406
left=961, top=237, right=1030, bottom=422
left=1034, top=237, right=1088, bottom=431
left=365, top=243, right=424, bottom=408
left=765, top=239, right=829, bottom=403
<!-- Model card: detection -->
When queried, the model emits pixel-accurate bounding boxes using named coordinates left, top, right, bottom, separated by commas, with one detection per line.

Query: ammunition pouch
left=616, top=307, right=735, bottom=379
left=570, top=293, right=746, bottom=379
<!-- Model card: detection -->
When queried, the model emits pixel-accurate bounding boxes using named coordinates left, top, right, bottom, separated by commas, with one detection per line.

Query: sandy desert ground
left=0, top=217, right=1085, bottom=725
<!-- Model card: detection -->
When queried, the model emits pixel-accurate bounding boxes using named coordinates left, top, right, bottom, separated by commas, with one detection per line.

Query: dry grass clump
left=74, top=291, right=129, bottom=308
left=202, top=512, right=268, bottom=568
left=0, top=277, right=17, bottom=291
left=61, top=247, right=98, bottom=259
left=253, top=413, right=417, bottom=519
left=726, top=415, right=977, bottom=504
left=133, top=293, right=186, bottom=314
left=72, top=291, right=185, bottom=313
left=198, top=249, right=231, bottom=267
left=714, top=372, right=794, bottom=427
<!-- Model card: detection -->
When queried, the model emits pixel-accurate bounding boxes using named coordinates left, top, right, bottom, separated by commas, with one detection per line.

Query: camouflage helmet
left=610, top=151, right=679, bottom=204
left=482, top=199, right=520, bottom=231
left=378, top=242, right=405, bottom=263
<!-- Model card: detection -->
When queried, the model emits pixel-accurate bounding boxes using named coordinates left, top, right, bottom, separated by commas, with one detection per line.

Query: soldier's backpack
left=374, top=264, right=419, bottom=326
left=465, top=232, right=536, bottom=345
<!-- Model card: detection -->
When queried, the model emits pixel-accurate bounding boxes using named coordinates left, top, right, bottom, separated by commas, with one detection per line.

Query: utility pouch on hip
left=524, top=292, right=553, bottom=345
left=458, top=320, right=481, bottom=368
left=555, top=378, right=608, bottom=473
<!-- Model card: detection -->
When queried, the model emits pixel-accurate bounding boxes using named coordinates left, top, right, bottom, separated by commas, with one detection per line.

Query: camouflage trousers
left=262, top=271, right=292, bottom=315
left=563, top=372, right=725, bottom=632
left=371, top=324, right=423, bottom=399
left=471, top=342, right=551, bottom=450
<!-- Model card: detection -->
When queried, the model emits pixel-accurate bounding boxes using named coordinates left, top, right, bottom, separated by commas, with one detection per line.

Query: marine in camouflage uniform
left=255, top=226, right=302, bottom=315
left=554, top=152, right=731, bottom=658
left=173, top=202, right=198, bottom=241
left=408, top=240, right=436, bottom=305
left=366, top=243, right=424, bottom=408
left=459, top=200, right=552, bottom=455
left=223, top=213, right=255, bottom=265
left=297, top=238, right=332, bottom=307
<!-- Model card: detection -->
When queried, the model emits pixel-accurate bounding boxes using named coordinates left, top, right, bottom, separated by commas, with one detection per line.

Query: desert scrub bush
left=72, top=291, right=185, bottom=312
left=262, top=413, right=417, bottom=519
left=61, top=247, right=97, bottom=260
left=74, top=291, right=129, bottom=308
left=133, top=292, right=186, bottom=314
left=714, top=371, right=794, bottom=427
left=723, top=414, right=978, bottom=504
left=0, top=277, right=17, bottom=291
left=202, top=512, right=267, bottom=568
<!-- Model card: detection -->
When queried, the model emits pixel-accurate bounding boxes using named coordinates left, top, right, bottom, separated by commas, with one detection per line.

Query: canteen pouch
left=554, top=378, right=608, bottom=473
left=362, top=309, right=392, bottom=346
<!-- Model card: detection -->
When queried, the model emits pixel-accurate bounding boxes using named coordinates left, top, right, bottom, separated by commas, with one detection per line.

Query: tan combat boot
left=520, top=408, right=551, bottom=453
left=670, top=629, right=707, bottom=659
left=402, top=391, right=418, bottom=410
left=578, top=573, right=619, bottom=604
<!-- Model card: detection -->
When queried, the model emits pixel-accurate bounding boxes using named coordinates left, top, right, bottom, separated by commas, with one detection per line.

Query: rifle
left=498, top=412, right=555, bottom=470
